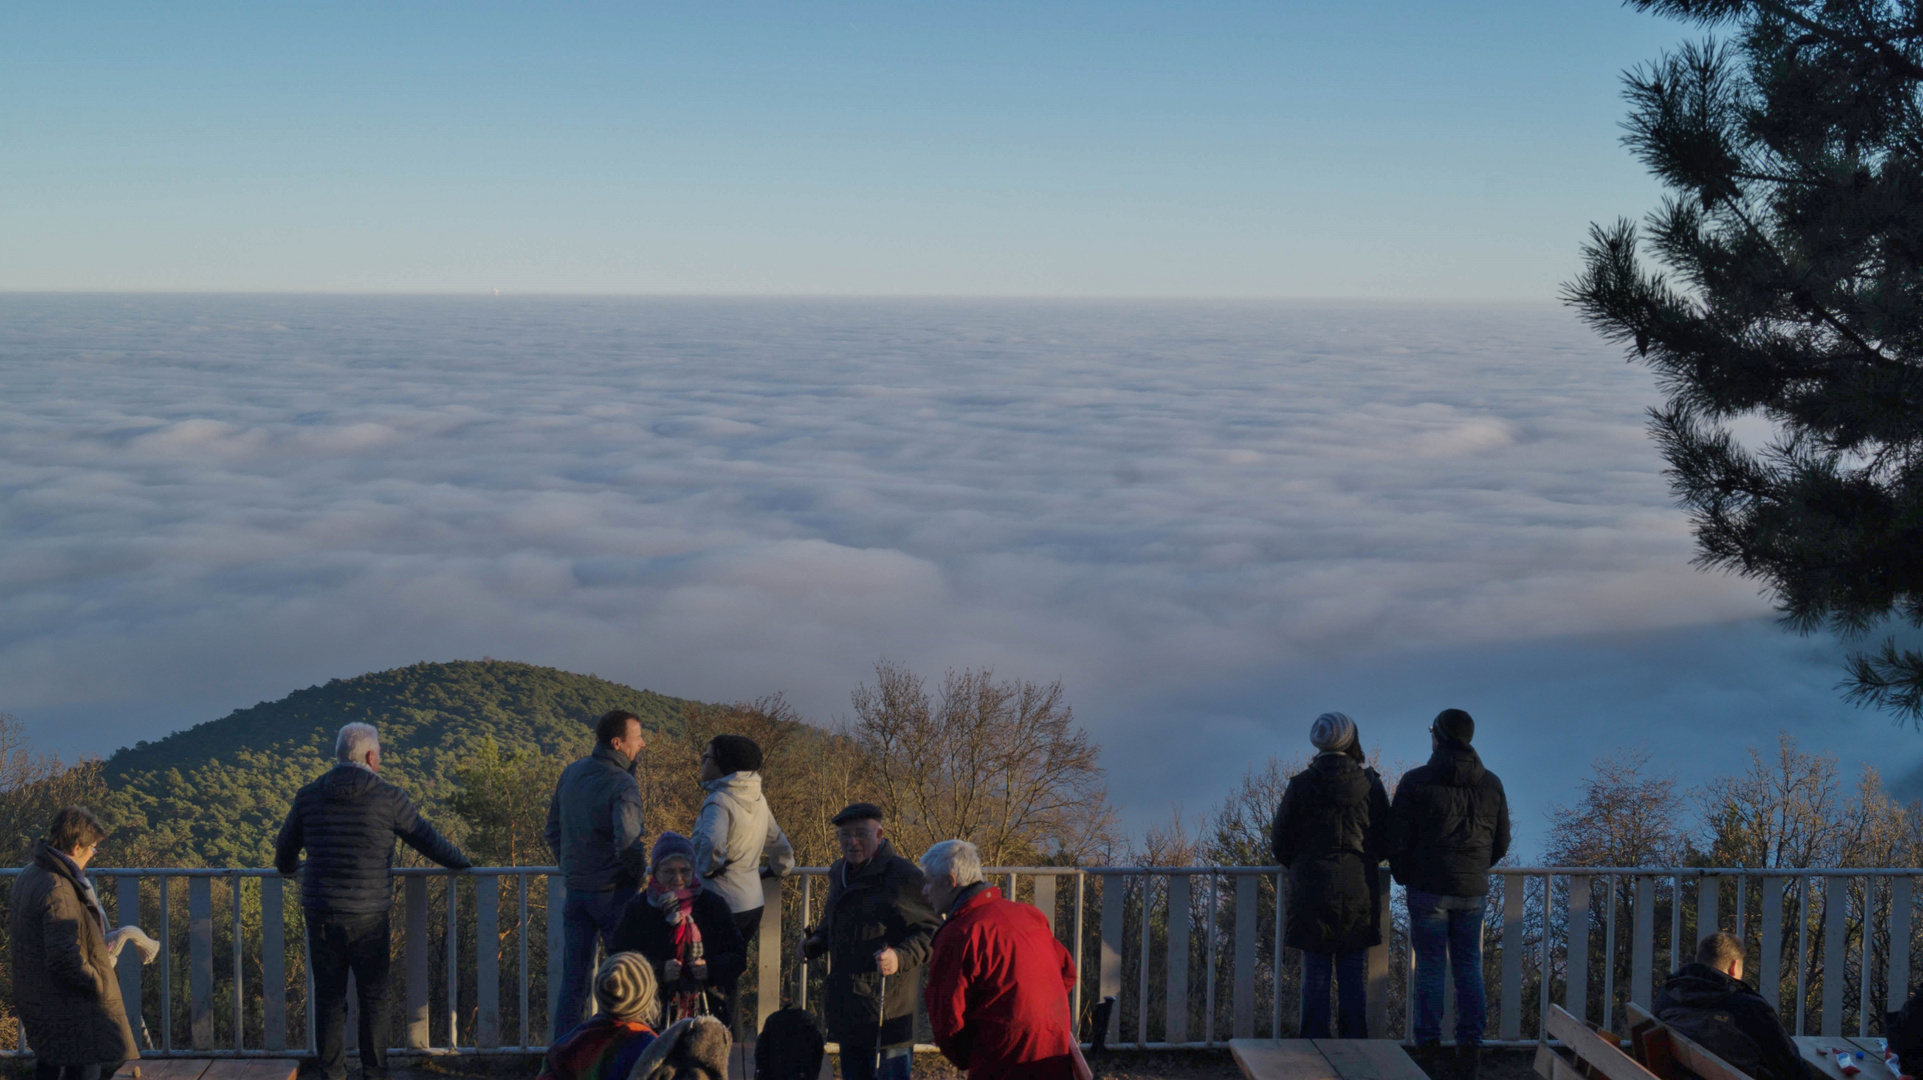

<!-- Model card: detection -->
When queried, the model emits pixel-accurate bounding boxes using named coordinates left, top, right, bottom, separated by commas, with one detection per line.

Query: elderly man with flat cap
left=796, top=803, right=939, bottom=1080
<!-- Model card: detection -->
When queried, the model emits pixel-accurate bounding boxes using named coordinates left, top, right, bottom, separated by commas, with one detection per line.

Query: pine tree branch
left=1751, top=0, right=1923, bottom=81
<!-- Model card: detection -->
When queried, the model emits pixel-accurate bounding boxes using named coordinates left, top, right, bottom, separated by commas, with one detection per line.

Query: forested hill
left=103, top=660, right=696, bottom=867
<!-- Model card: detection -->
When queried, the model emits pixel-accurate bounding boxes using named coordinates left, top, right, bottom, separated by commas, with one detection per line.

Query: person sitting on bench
left=1653, top=931, right=1813, bottom=1080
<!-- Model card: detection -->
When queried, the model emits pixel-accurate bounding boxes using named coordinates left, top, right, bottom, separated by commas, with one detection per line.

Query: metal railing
left=2, top=865, right=1917, bottom=1056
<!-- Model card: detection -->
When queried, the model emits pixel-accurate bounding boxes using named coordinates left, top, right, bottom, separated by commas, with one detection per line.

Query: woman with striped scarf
left=613, top=832, right=749, bottom=1026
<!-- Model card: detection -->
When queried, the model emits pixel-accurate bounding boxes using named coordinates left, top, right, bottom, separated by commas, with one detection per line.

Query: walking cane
left=875, top=970, right=888, bottom=1078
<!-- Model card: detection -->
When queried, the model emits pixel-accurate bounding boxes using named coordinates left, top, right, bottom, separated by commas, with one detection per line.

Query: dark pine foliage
left=1567, top=0, right=1923, bottom=722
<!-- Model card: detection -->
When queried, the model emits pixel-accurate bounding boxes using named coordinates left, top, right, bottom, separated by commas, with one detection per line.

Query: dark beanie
left=708, top=734, right=763, bottom=775
left=1433, top=708, right=1474, bottom=743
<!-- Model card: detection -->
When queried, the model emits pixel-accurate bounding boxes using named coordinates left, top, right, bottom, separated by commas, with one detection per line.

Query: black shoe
left=1454, top=1044, right=1481, bottom=1080
left=1412, top=1043, right=1444, bottom=1079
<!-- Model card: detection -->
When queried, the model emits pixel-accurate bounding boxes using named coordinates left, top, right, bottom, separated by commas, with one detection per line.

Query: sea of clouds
left=2, top=295, right=1916, bottom=853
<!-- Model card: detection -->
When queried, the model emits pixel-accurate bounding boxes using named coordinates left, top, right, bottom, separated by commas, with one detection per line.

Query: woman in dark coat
left=8, top=806, right=141, bottom=1080
left=610, top=832, right=747, bottom=1026
left=1271, top=712, right=1390, bottom=1039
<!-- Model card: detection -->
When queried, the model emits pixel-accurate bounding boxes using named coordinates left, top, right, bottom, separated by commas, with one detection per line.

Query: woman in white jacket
left=692, top=735, right=796, bottom=941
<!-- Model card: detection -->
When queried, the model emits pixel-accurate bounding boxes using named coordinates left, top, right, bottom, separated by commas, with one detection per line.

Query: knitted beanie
left=651, top=831, right=696, bottom=869
left=1309, top=711, right=1358, bottom=754
left=1433, top=708, right=1475, bottom=743
left=708, top=734, right=763, bottom=776
left=594, top=951, right=659, bottom=1025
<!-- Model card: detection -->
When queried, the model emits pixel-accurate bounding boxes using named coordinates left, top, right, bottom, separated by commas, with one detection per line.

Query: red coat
left=924, top=886, right=1081, bottom=1080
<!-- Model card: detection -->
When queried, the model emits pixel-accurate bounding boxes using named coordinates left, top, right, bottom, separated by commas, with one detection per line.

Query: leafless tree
left=1545, top=749, right=1686, bottom=867
left=850, top=660, right=1116, bottom=866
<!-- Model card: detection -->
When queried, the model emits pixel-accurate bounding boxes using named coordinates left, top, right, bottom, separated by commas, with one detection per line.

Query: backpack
left=756, top=1006, right=825, bottom=1080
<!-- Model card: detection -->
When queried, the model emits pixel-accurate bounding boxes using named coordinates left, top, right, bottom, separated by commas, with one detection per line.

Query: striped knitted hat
left=594, top=951, right=659, bottom=1025
left=1309, top=711, right=1357, bottom=753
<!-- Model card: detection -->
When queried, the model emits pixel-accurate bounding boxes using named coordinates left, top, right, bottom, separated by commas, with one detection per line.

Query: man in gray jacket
left=545, top=709, right=650, bottom=1037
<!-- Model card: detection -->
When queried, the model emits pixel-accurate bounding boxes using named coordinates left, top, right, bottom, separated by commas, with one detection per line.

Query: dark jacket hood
left=1426, top=740, right=1486, bottom=787
left=29, top=838, right=83, bottom=885
left=1304, top=752, right=1374, bottom=799
left=1663, top=962, right=1749, bottom=1004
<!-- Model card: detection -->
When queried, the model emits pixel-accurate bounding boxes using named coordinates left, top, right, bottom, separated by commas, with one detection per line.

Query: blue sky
left=2, top=1, right=1685, bottom=296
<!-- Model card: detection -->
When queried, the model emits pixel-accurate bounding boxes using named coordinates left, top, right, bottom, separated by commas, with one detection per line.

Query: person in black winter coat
left=1654, top=932, right=1813, bottom=1080
left=610, top=833, right=748, bottom=1027
left=275, top=723, right=471, bottom=1080
left=797, top=804, right=940, bottom=1080
left=1271, top=712, right=1390, bottom=1039
left=1388, top=709, right=1509, bottom=1080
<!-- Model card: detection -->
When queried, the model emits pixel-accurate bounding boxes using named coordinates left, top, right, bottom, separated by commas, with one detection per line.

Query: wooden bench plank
left=199, top=1061, right=298, bottom=1080
left=1315, top=1040, right=1385, bottom=1080
left=1545, top=1004, right=1662, bottom=1080
left=1231, top=1039, right=1342, bottom=1080
left=127, top=1060, right=213, bottom=1080
left=1536, top=1044, right=1591, bottom=1080
left=1351, top=1040, right=1429, bottom=1080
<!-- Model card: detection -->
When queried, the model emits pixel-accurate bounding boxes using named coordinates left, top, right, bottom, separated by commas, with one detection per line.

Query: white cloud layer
left=2, top=296, right=1913, bottom=854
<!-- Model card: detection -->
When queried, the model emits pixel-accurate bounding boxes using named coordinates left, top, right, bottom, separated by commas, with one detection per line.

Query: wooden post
left=1233, top=874, right=1256, bottom=1039
left=263, top=875, right=286, bottom=1052
left=189, top=875, right=214, bottom=1050
left=1166, top=874, right=1190, bottom=1043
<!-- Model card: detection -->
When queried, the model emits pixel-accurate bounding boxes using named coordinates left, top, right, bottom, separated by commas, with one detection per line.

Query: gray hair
left=336, top=722, right=380, bottom=765
left=919, top=839, right=984, bottom=887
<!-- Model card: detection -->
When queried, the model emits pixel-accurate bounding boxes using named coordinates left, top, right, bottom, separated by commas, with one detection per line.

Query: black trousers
left=306, top=910, right=392, bottom=1080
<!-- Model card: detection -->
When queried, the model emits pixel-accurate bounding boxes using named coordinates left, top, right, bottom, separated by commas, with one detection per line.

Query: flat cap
left=831, top=802, right=885, bottom=826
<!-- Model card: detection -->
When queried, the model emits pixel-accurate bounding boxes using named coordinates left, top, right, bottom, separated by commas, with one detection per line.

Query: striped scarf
left=648, top=880, right=706, bottom=1021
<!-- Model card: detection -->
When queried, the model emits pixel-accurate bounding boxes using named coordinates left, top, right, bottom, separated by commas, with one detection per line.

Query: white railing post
left=1565, top=874, right=1590, bottom=1023
left=1232, top=873, right=1257, bottom=1039
left=1098, top=871, right=1125, bottom=1045
left=1499, top=873, right=1524, bottom=1040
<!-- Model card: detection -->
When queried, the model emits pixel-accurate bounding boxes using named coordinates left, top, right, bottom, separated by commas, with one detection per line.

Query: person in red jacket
left=920, top=840, right=1089, bottom=1080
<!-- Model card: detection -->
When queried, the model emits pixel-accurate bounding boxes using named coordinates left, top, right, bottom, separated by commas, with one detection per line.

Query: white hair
left=336, top=722, right=380, bottom=765
left=919, top=839, right=984, bottom=887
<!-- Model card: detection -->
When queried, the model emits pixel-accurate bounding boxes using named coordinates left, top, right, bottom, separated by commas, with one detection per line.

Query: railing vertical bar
left=1762, top=876, right=1786, bottom=1017
left=519, top=873, right=530, bottom=1050
left=1166, top=874, right=1191, bottom=1045
left=1671, top=874, right=1684, bottom=980
left=1138, top=878, right=1152, bottom=1047
left=1737, top=875, right=1748, bottom=945
left=406, top=875, right=430, bottom=1050
left=1036, top=873, right=1057, bottom=937
left=263, top=875, right=286, bottom=1052
left=1890, top=877, right=1913, bottom=1020
left=1599, top=868, right=1615, bottom=1030
left=190, top=875, right=214, bottom=1050
left=1861, top=876, right=1877, bottom=1037
left=1566, top=874, right=1590, bottom=1022
left=1278, top=870, right=1291, bottom=1038
left=758, top=874, right=783, bottom=1034
left=116, top=875, right=146, bottom=1051
left=447, top=875, right=460, bottom=1048
left=477, top=875, right=500, bottom=1048
left=547, top=875, right=565, bottom=1041
left=160, top=874, right=173, bottom=1053
left=1367, top=867, right=1389, bottom=1038
left=232, top=871, right=244, bottom=1050
left=1797, top=877, right=1813, bottom=1035
left=304, top=911, right=316, bottom=1051
left=1631, top=874, right=1655, bottom=1008
left=1539, top=873, right=1553, bottom=1038
left=1232, top=873, right=1256, bottom=1039
left=1825, top=875, right=1849, bottom=1036
left=1072, top=871, right=1086, bottom=1029
left=1098, top=872, right=1124, bottom=1047
left=1500, top=875, right=1524, bottom=1040
left=1204, top=873, right=1218, bottom=1046
left=1699, top=873, right=1720, bottom=943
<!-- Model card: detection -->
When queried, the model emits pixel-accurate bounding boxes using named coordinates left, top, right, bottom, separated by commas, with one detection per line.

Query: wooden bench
left=1623, top=1001, right=1757, bottom=1080
left=1534, top=1004, right=1662, bottom=1080
left=124, top=1060, right=299, bottom=1080
left=1230, top=1039, right=1428, bottom=1080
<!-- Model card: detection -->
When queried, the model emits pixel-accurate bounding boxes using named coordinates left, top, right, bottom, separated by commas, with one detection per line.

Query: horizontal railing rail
left=2, top=865, right=1917, bottom=1056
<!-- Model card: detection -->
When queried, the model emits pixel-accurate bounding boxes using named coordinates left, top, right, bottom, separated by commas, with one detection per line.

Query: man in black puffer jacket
left=275, top=723, right=471, bottom=1080
left=1654, top=932, right=1812, bottom=1080
left=1389, top=708, right=1509, bottom=1080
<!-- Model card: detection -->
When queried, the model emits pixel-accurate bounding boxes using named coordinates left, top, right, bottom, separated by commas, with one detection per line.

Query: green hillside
left=103, top=659, right=696, bottom=867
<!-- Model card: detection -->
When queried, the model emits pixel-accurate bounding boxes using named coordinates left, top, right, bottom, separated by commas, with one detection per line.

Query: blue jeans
left=554, top=885, right=637, bottom=1038
left=1301, top=949, right=1369, bottom=1038
left=840, top=1044, right=911, bottom=1080
left=1408, top=890, right=1486, bottom=1046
